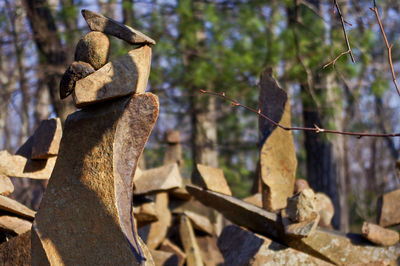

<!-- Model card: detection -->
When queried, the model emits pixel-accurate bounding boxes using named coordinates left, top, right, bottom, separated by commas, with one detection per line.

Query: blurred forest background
left=1, top=0, right=400, bottom=233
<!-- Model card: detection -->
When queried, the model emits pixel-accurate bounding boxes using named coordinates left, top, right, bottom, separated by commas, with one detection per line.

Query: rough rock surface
left=31, top=118, right=62, bottom=159
left=60, top=61, right=95, bottom=99
left=179, top=215, right=203, bottom=266
left=31, top=94, right=158, bottom=265
left=377, top=189, right=400, bottom=227
left=163, top=130, right=183, bottom=168
left=243, top=193, right=262, bottom=208
left=196, top=235, right=224, bottom=265
left=286, top=188, right=318, bottom=222
left=0, top=216, right=31, bottom=235
left=258, top=68, right=297, bottom=211
left=316, top=192, right=334, bottom=228
left=192, top=164, right=232, bottom=196
left=294, top=179, right=310, bottom=194
left=281, top=209, right=320, bottom=237
left=73, top=46, right=152, bottom=107
left=75, top=31, right=110, bottom=70
left=0, top=231, right=31, bottom=265
left=0, top=175, right=14, bottom=196
left=362, top=222, right=399, bottom=246
left=0, top=195, right=35, bottom=220
left=81, top=9, right=156, bottom=45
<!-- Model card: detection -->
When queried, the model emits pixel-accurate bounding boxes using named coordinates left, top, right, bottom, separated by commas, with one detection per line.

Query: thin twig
left=200, top=90, right=400, bottom=138
left=324, top=0, right=355, bottom=69
left=370, top=3, right=400, bottom=97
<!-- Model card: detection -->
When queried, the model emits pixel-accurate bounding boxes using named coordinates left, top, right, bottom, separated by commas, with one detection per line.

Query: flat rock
left=31, top=118, right=62, bottom=159
left=134, top=163, right=182, bottom=195
left=150, top=250, right=178, bottom=266
left=31, top=94, right=158, bottom=265
left=165, top=130, right=180, bottom=144
left=187, top=185, right=400, bottom=265
left=74, top=31, right=110, bottom=70
left=145, top=192, right=171, bottom=249
left=316, top=192, right=334, bottom=228
left=160, top=239, right=186, bottom=266
left=73, top=45, right=152, bottom=108
left=286, top=188, right=318, bottom=222
left=133, top=199, right=158, bottom=228
left=81, top=9, right=156, bottom=45
left=164, top=130, right=183, bottom=168
left=196, top=235, right=224, bottom=266
left=377, top=189, right=400, bottom=227
left=281, top=209, right=320, bottom=237
left=0, top=150, right=56, bottom=180
left=0, top=231, right=30, bottom=265
left=362, top=222, right=399, bottom=246
left=218, top=225, right=333, bottom=266
left=179, top=215, right=203, bottom=266
left=60, top=61, right=95, bottom=99
left=0, top=216, right=31, bottom=235
left=192, top=164, right=232, bottom=196
left=0, top=175, right=14, bottom=196
left=258, top=69, right=297, bottom=211
left=0, top=195, right=35, bottom=220
left=294, top=179, right=310, bottom=194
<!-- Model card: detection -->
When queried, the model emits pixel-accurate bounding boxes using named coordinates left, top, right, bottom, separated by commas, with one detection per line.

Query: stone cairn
left=0, top=10, right=399, bottom=266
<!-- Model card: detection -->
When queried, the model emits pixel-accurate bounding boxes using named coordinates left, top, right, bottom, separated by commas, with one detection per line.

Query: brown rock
left=362, top=222, right=400, bottom=246
left=218, top=225, right=333, bottom=266
left=169, top=187, right=192, bottom=201
left=192, top=164, right=232, bottom=196
left=133, top=199, right=158, bottom=228
left=243, top=193, right=262, bottom=208
left=31, top=118, right=62, bottom=159
left=316, top=192, right=334, bottom=228
left=0, top=216, right=31, bottom=235
left=0, top=150, right=56, bottom=180
left=60, top=61, right=95, bottom=99
left=163, top=130, right=183, bottom=168
left=196, top=235, right=224, bottom=266
left=75, top=31, right=110, bottom=70
left=31, top=94, right=158, bottom=265
left=294, top=179, right=310, bottom=194
left=145, top=192, right=171, bottom=249
left=179, top=215, right=203, bottom=266
left=0, top=175, right=14, bottom=196
left=258, top=69, right=297, bottom=211
left=81, top=9, right=156, bottom=45
left=377, top=189, right=400, bottom=227
left=281, top=209, right=320, bottom=237
left=286, top=188, right=318, bottom=222
left=0, top=231, right=30, bottom=265
left=134, top=163, right=182, bottom=195
left=73, top=46, right=152, bottom=108
left=150, top=250, right=179, bottom=266
left=165, top=130, right=180, bottom=144
left=160, top=239, right=186, bottom=266
left=0, top=195, right=35, bottom=220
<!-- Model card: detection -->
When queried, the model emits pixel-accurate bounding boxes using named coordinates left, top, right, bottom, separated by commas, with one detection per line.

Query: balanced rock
left=362, top=222, right=399, bottom=246
left=60, top=61, right=95, bottom=99
left=163, top=130, right=183, bottom=168
left=377, top=189, right=400, bottom=227
left=31, top=118, right=62, bottom=159
left=179, top=215, right=203, bottom=266
left=316, top=192, right=334, bottom=227
left=286, top=188, right=318, bottom=222
left=294, top=179, right=310, bottom=194
left=75, top=31, right=110, bottom=70
left=73, top=45, right=152, bottom=107
left=81, top=9, right=156, bottom=45
left=0, top=175, right=14, bottom=196
left=258, top=68, right=297, bottom=211
left=165, top=129, right=180, bottom=144
left=0, top=195, right=35, bottom=220
left=0, top=216, right=31, bottom=235
left=160, top=239, right=186, bottom=266
left=32, top=94, right=158, bottom=265
left=192, top=164, right=232, bottom=196
left=0, top=231, right=31, bottom=265
left=281, top=208, right=320, bottom=237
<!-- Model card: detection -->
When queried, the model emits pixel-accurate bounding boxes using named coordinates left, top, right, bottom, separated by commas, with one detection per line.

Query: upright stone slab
left=258, top=68, right=297, bottom=211
left=377, top=189, right=400, bottom=227
left=163, top=130, right=183, bottom=168
left=31, top=118, right=62, bottom=159
left=32, top=93, right=159, bottom=265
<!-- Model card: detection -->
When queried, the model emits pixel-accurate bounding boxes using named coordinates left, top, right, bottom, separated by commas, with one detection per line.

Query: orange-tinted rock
left=0, top=231, right=30, bottom=265
left=179, top=215, right=203, bottom=266
left=160, top=239, right=186, bottom=266
left=0, top=175, right=14, bottom=196
left=362, top=222, right=399, bottom=246
left=75, top=31, right=110, bottom=70
left=243, top=193, right=262, bottom=208
left=286, top=188, right=318, bottom=222
left=163, top=130, right=183, bottom=168
left=281, top=209, right=320, bottom=237
left=0, top=216, right=31, bottom=235
left=316, top=192, right=334, bottom=228
left=196, top=235, right=224, bottom=266
left=294, top=179, right=310, bottom=194
left=192, top=164, right=232, bottom=196
left=31, top=94, right=158, bottom=265
left=31, top=118, right=62, bottom=159
left=150, top=250, right=178, bottom=266
left=377, top=189, right=400, bottom=227
left=0, top=195, right=35, bottom=220
left=133, top=200, right=158, bottom=228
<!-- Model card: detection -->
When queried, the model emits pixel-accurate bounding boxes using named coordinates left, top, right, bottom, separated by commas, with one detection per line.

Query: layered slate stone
left=150, top=250, right=178, bottom=266
left=362, top=222, right=399, bottom=246
left=0, top=175, right=14, bottom=196
left=160, top=239, right=186, bottom=266
left=32, top=94, right=159, bottom=265
left=377, top=189, right=400, bottom=227
left=179, top=215, right=203, bottom=266
left=196, top=235, right=224, bottom=265
left=134, top=163, right=182, bottom=195
left=192, top=164, right=232, bottom=196
left=0, top=195, right=35, bottom=220
left=31, top=118, right=62, bottom=159
left=258, top=68, right=297, bottom=211
left=0, top=216, right=31, bottom=235
left=163, top=130, right=184, bottom=168
left=187, top=185, right=400, bottom=265
left=73, top=45, right=152, bottom=107
left=133, top=199, right=158, bottom=228
left=218, top=225, right=333, bottom=266
left=0, top=231, right=31, bottom=265
left=81, top=9, right=156, bottom=45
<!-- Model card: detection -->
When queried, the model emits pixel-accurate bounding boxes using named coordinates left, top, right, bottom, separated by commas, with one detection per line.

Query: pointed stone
left=134, top=163, right=182, bottom=195
left=243, top=193, right=262, bottom=208
left=60, top=61, right=95, bottom=99
left=0, top=150, right=56, bottom=180
left=192, top=164, right=232, bottom=196
left=0, top=175, right=14, bottom=196
left=74, top=32, right=110, bottom=70
left=73, top=46, right=152, bottom=108
left=150, top=250, right=179, bottom=266
left=0, top=216, right=31, bottom=235
left=179, top=215, right=204, bottom=266
left=218, top=225, right=333, bottom=266
left=160, top=239, right=186, bottom=266
left=0, top=195, right=35, bottom=220
left=362, top=222, right=399, bottom=246
left=258, top=68, right=297, bottom=211
left=81, top=9, right=156, bottom=45
left=31, top=118, right=62, bottom=159
left=0, top=231, right=30, bottom=265
left=196, top=235, right=224, bottom=266
left=377, top=189, right=400, bottom=227
left=316, top=192, right=334, bottom=228
left=145, top=192, right=171, bottom=249
left=286, top=188, right=319, bottom=222
left=31, top=94, right=158, bottom=265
